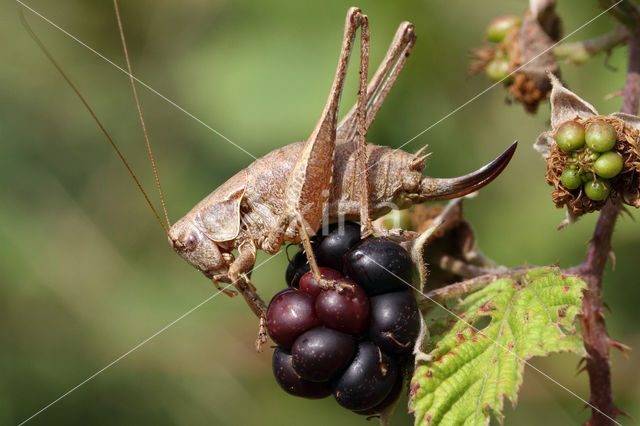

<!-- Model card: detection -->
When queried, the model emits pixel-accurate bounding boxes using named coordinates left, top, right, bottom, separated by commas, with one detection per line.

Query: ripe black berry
left=316, top=221, right=362, bottom=271
left=299, top=268, right=344, bottom=298
left=285, top=249, right=310, bottom=288
left=332, top=341, right=398, bottom=411
left=291, top=327, right=356, bottom=382
left=267, top=289, right=321, bottom=350
left=272, top=347, right=332, bottom=399
left=315, top=278, right=370, bottom=335
left=344, top=238, right=413, bottom=296
left=369, top=291, right=420, bottom=354
left=353, top=371, right=404, bottom=415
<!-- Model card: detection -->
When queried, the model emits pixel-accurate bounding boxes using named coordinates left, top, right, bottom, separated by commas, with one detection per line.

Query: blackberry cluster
left=269, top=222, right=420, bottom=415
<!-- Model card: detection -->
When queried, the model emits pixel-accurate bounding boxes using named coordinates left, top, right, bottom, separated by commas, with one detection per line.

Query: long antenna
left=19, top=9, right=171, bottom=238
left=113, top=0, right=171, bottom=229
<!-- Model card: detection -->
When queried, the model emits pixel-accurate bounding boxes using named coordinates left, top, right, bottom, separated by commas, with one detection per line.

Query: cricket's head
left=168, top=217, right=232, bottom=279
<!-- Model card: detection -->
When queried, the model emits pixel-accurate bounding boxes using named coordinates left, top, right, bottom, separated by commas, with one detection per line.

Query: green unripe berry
left=581, top=172, right=594, bottom=183
left=494, top=49, right=507, bottom=60
left=584, top=177, right=611, bottom=201
left=594, top=151, right=624, bottom=178
left=566, top=152, right=579, bottom=166
left=555, top=121, right=585, bottom=151
left=584, top=148, right=601, bottom=162
left=560, top=168, right=582, bottom=190
left=585, top=120, right=617, bottom=152
left=485, top=59, right=511, bottom=82
left=486, top=15, right=521, bottom=43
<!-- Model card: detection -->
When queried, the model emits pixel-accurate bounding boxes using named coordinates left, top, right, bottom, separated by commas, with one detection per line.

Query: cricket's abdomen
left=328, top=141, right=423, bottom=219
left=241, top=140, right=423, bottom=243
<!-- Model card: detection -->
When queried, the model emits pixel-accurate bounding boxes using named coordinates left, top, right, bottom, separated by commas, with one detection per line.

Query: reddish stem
left=576, top=29, right=640, bottom=426
left=622, top=31, right=640, bottom=115
left=576, top=199, right=620, bottom=426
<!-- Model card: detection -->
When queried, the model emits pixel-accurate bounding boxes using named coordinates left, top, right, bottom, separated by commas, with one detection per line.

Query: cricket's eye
left=183, top=232, right=199, bottom=252
left=173, top=231, right=199, bottom=253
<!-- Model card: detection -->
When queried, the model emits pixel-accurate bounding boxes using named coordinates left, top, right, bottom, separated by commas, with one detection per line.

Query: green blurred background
left=1, top=0, right=638, bottom=424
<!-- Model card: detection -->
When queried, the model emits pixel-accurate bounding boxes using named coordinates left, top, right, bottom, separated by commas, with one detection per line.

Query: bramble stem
left=622, top=30, right=640, bottom=115
left=575, top=198, right=620, bottom=426
left=573, top=26, right=640, bottom=426
left=598, top=0, right=640, bottom=31
left=418, top=267, right=532, bottom=307
left=553, top=26, right=629, bottom=65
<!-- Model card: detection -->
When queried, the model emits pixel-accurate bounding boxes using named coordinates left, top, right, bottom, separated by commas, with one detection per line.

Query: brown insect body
left=169, top=139, right=514, bottom=281
left=168, top=141, right=422, bottom=279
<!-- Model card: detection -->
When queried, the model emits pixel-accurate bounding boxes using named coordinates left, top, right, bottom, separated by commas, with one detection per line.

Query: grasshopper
left=25, top=5, right=515, bottom=349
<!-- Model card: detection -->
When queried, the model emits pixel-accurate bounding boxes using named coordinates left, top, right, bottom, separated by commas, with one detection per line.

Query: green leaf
left=409, top=268, right=586, bottom=425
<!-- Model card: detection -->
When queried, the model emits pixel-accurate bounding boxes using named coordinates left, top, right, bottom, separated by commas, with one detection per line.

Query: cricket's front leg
left=227, top=241, right=268, bottom=350
left=212, top=278, right=238, bottom=297
left=236, top=276, right=268, bottom=351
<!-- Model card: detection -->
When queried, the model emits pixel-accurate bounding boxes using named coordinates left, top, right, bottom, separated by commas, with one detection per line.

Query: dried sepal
left=508, top=8, right=561, bottom=113
left=409, top=202, right=495, bottom=291
left=611, top=112, right=640, bottom=131
left=529, top=0, right=556, bottom=22
left=409, top=199, right=468, bottom=362
left=548, top=73, right=597, bottom=129
left=534, top=132, right=555, bottom=158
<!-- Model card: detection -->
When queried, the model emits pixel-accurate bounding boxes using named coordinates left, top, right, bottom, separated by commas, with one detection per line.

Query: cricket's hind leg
left=294, top=213, right=354, bottom=293
left=337, top=21, right=416, bottom=141
left=282, top=8, right=370, bottom=284
left=337, top=19, right=416, bottom=237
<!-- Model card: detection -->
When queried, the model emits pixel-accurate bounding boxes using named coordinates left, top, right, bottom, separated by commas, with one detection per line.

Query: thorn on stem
left=604, top=90, right=623, bottom=100
left=608, top=338, right=631, bottom=358
left=615, top=406, right=633, bottom=420
left=608, top=250, right=617, bottom=270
